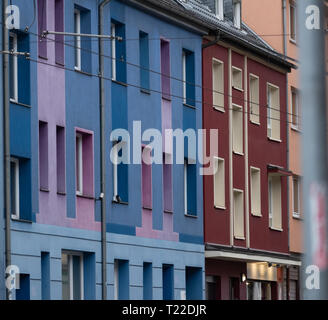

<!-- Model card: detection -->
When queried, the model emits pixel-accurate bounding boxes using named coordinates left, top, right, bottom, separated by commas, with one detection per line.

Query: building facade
left=243, top=0, right=302, bottom=299
left=196, top=0, right=300, bottom=300
left=1, top=0, right=211, bottom=300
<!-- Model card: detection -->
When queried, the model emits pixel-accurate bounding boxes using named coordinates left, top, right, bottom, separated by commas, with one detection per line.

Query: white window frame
left=74, top=9, right=81, bottom=70
left=291, top=88, right=300, bottom=130
left=9, top=32, right=18, bottom=102
left=289, top=1, right=297, bottom=42
left=233, top=188, right=245, bottom=239
left=215, top=0, right=224, bottom=20
left=182, top=50, right=187, bottom=104
left=232, top=66, right=243, bottom=91
left=249, top=74, right=260, bottom=124
left=212, top=58, right=224, bottom=112
left=233, top=1, right=241, bottom=29
left=63, top=252, right=84, bottom=300
left=214, top=157, right=225, bottom=209
left=76, top=133, right=83, bottom=196
left=10, top=157, right=20, bottom=219
left=184, top=159, right=188, bottom=215
left=232, top=103, right=244, bottom=155
left=267, top=83, right=281, bottom=141
left=292, top=176, right=301, bottom=219
left=111, top=23, right=116, bottom=81
left=250, top=167, right=261, bottom=217
left=268, top=175, right=282, bottom=231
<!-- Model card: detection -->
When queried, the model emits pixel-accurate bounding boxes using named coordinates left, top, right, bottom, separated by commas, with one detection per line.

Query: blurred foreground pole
left=299, top=0, right=328, bottom=299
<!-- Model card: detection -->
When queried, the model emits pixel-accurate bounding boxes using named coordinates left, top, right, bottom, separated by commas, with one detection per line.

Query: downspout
left=282, top=0, right=290, bottom=300
left=99, top=0, right=111, bottom=300
left=2, top=0, right=11, bottom=300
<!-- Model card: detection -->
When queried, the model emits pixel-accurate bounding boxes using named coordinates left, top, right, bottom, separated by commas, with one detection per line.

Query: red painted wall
left=203, top=41, right=289, bottom=254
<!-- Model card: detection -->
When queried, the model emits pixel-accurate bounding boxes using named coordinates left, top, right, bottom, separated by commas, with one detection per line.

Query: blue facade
left=1, top=0, right=206, bottom=300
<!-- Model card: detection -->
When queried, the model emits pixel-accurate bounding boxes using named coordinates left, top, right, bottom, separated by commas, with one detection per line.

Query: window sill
left=250, top=120, right=260, bottom=126
left=57, top=191, right=66, bottom=196
left=291, top=126, right=301, bottom=133
left=76, top=194, right=94, bottom=200
left=251, top=212, right=262, bottom=217
left=213, top=106, right=225, bottom=113
left=10, top=100, right=31, bottom=109
left=289, top=38, right=297, bottom=46
left=214, top=205, right=226, bottom=210
left=234, top=236, right=245, bottom=240
left=164, top=210, right=173, bottom=214
left=74, top=68, right=93, bottom=77
left=293, top=213, right=303, bottom=220
left=184, top=213, right=197, bottom=219
left=40, top=188, right=50, bottom=193
left=112, top=79, right=128, bottom=87
left=267, top=137, right=282, bottom=143
left=143, top=206, right=152, bottom=211
left=140, top=88, right=151, bottom=95
left=38, top=55, right=48, bottom=60
left=11, top=216, right=32, bottom=224
left=162, top=95, right=171, bottom=101
left=232, top=86, right=243, bottom=92
left=112, top=200, right=129, bottom=206
left=269, top=226, right=283, bottom=232
left=233, top=151, right=244, bottom=156
left=183, top=103, right=196, bottom=110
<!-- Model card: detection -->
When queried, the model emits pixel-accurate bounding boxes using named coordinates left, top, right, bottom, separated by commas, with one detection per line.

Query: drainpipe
left=2, top=0, right=11, bottom=300
left=282, top=0, right=291, bottom=299
left=99, top=0, right=111, bottom=300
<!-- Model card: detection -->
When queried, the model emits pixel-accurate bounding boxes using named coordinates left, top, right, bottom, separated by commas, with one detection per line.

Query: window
left=184, top=159, right=197, bottom=216
left=142, top=147, right=152, bottom=209
left=232, top=104, right=243, bottom=154
left=16, top=274, right=30, bottom=300
left=232, top=67, right=242, bottom=90
left=162, top=264, right=174, bottom=300
left=161, top=39, right=171, bottom=99
left=293, top=176, right=301, bottom=218
left=74, top=9, right=81, bottom=70
left=41, top=252, right=50, bottom=300
left=268, top=175, right=282, bottom=230
left=114, top=259, right=130, bottom=300
left=140, top=31, right=150, bottom=91
left=10, top=158, right=20, bottom=219
left=143, top=262, right=153, bottom=300
left=249, top=75, right=259, bottom=123
left=230, top=278, right=240, bottom=300
left=111, top=20, right=126, bottom=83
left=186, top=267, right=202, bottom=300
left=233, top=189, right=244, bottom=239
left=62, top=252, right=84, bottom=300
left=215, top=0, right=224, bottom=20
left=39, top=121, right=49, bottom=191
left=291, top=88, right=300, bottom=129
left=112, top=141, right=128, bottom=203
left=250, top=167, right=261, bottom=216
left=212, top=59, right=224, bottom=111
left=290, top=2, right=297, bottom=42
left=74, top=6, right=91, bottom=72
left=38, top=0, right=47, bottom=58
left=163, top=153, right=173, bottom=213
left=9, top=32, right=18, bottom=102
left=182, top=49, right=195, bottom=106
left=75, top=131, right=94, bottom=197
left=76, top=133, right=83, bottom=195
left=267, top=84, right=280, bottom=140
left=206, top=276, right=221, bottom=300
left=111, top=23, right=116, bottom=80
left=56, top=126, right=65, bottom=193
left=233, top=1, right=241, bottom=29
left=55, top=0, right=64, bottom=64
left=214, top=157, right=225, bottom=209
